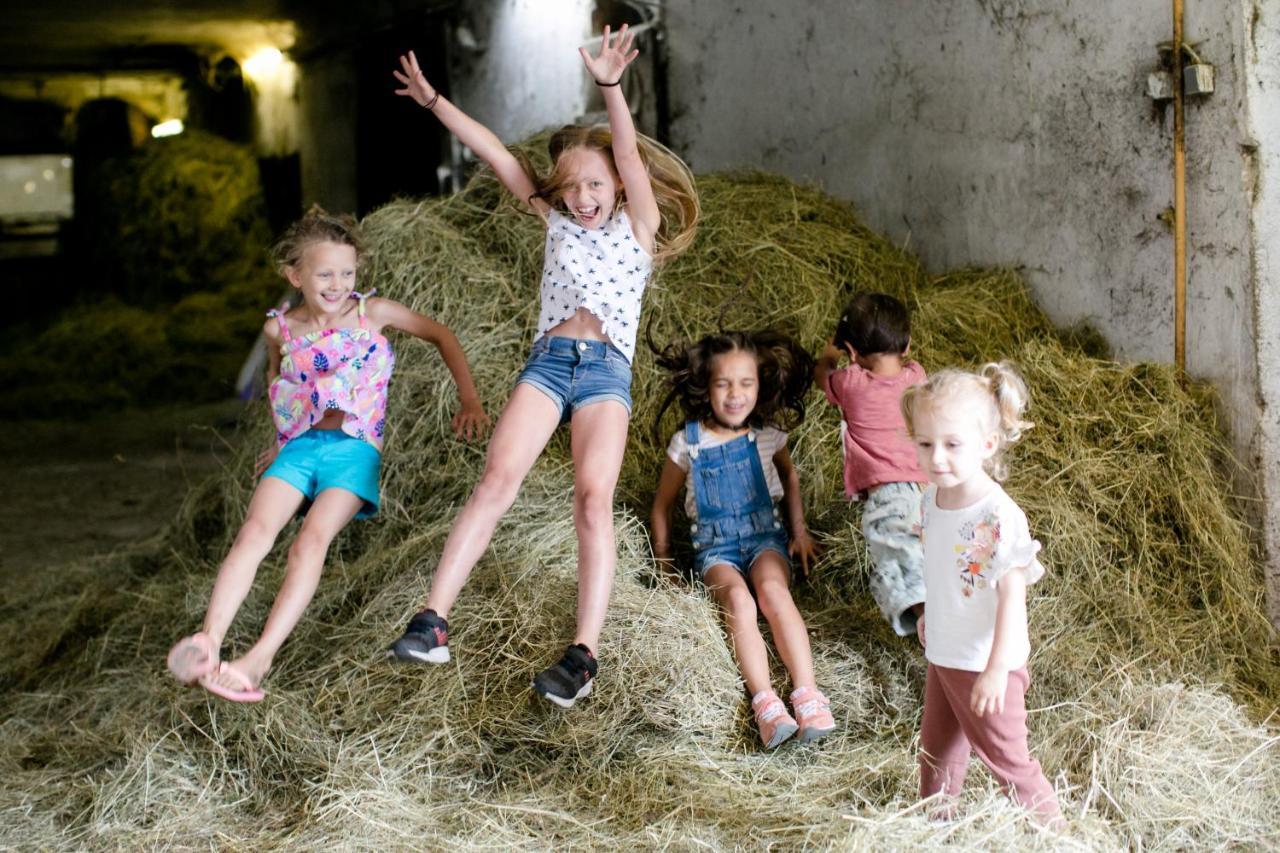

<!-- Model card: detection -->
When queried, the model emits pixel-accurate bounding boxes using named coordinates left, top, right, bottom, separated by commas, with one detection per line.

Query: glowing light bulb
left=152, top=119, right=184, bottom=138
left=243, top=47, right=285, bottom=82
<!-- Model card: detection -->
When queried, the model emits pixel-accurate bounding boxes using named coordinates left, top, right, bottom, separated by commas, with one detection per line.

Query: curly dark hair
left=651, top=330, right=815, bottom=440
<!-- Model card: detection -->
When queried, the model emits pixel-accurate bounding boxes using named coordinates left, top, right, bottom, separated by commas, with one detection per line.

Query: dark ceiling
left=1, top=0, right=454, bottom=73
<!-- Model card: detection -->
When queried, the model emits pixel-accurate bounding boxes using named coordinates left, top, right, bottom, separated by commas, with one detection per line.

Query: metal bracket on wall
left=1148, top=41, right=1214, bottom=102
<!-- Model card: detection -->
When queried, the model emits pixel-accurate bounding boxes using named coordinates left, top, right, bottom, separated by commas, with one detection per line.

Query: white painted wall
left=448, top=0, right=594, bottom=144
left=665, top=0, right=1278, bottom=623
left=1242, top=0, right=1280, bottom=626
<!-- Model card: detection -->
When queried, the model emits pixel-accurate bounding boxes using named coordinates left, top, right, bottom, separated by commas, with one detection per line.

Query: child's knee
left=473, top=467, right=522, bottom=509
left=754, top=580, right=793, bottom=621
left=288, top=527, right=334, bottom=564
left=573, top=486, right=616, bottom=527
left=716, top=583, right=756, bottom=620
left=236, top=515, right=279, bottom=549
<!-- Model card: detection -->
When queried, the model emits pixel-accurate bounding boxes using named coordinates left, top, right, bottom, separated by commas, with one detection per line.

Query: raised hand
left=392, top=50, right=438, bottom=107
left=578, top=24, right=639, bottom=86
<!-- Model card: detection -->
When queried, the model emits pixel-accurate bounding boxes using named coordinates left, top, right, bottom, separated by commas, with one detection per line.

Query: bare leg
left=750, top=552, right=816, bottom=691
left=424, top=384, right=561, bottom=616
left=567, top=400, right=629, bottom=652
left=207, top=487, right=362, bottom=691
left=704, top=564, right=772, bottom=696
left=168, top=477, right=304, bottom=682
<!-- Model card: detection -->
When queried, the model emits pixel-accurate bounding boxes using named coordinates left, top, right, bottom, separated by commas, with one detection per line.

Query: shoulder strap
left=352, top=289, right=377, bottom=329
left=684, top=420, right=701, bottom=460
left=265, top=301, right=292, bottom=341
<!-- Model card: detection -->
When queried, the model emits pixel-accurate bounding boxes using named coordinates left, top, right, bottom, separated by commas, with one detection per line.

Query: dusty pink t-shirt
left=823, top=360, right=928, bottom=497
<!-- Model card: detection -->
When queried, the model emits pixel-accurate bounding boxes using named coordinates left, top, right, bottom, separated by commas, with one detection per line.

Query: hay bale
left=1, top=164, right=1276, bottom=850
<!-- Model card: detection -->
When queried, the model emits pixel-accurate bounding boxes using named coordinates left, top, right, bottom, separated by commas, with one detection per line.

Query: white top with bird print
left=536, top=207, right=653, bottom=363
left=920, top=483, right=1045, bottom=672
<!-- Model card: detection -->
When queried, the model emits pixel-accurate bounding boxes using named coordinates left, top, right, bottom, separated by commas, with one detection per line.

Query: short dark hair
left=834, top=292, right=911, bottom=356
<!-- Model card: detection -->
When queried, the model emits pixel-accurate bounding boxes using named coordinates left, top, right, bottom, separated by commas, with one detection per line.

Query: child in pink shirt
left=815, top=293, right=928, bottom=637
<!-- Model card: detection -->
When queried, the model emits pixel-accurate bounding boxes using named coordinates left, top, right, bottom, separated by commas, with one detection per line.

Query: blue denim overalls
left=686, top=420, right=791, bottom=578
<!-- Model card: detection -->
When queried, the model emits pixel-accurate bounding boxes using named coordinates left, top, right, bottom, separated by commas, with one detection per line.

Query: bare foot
left=166, top=632, right=219, bottom=684
left=205, top=651, right=270, bottom=695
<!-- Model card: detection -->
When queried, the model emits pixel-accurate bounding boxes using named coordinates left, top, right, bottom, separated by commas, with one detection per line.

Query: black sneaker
left=387, top=609, right=450, bottom=664
left=532, top=643, right=598, bottom=708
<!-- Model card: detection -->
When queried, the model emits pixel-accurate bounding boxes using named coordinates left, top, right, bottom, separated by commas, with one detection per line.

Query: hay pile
left=1, top=168, right=1276, bottom=849
left=0, top=131, right=276, bottom=415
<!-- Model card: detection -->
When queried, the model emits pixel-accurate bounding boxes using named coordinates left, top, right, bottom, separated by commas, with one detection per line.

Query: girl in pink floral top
left=166, top=207, right=488, bottom=703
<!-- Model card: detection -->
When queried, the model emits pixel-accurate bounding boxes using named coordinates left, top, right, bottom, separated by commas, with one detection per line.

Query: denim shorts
left=694, top=527, right=791, bottom=580
left=262, top=428, right=381, bottom=518
left=516, top=335, right=633, bottom=422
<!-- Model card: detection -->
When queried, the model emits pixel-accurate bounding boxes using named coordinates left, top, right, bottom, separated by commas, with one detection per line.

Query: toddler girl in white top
left=901, top=363, right=1064, bottom=829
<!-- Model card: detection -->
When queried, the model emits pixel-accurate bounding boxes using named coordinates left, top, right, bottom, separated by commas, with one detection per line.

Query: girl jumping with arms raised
left=387, top=25, right=699, bottom=707
left=649, top=331, right=836, bottom=747
left=902, top=363, right=1064, bottom=828
left=166, top=207, right=488, bottom=702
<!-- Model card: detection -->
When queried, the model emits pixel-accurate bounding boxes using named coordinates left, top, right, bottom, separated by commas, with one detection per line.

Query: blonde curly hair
left=901, top=362, right=1034, bottom=482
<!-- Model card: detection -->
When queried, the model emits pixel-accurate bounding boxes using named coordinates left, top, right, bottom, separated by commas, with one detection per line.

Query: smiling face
left=285, top=240, right=358, bottom=314
left=556, top=146, right=621, bottom=229
left=910, top=399, right=999, bottom=495
left=707, top=349, right=760, bottom=430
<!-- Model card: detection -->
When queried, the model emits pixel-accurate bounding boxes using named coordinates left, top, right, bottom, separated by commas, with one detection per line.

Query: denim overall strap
left=687, top=420, right=779, bottom=545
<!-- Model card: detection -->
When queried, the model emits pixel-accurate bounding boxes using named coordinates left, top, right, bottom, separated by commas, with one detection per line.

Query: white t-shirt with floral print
left=919, top=483, right=1045, bottom=672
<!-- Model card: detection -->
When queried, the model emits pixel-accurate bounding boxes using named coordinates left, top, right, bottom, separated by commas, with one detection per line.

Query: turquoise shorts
left=262, top=429, right=381, bottom=519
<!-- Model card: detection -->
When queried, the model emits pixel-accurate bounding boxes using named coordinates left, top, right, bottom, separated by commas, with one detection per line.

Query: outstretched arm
left=579, top=25, right=660, bottom=253
left=774, top=445, right=819, bottom=578
left=393, top=50, right=549, bottom=217
left=370, top=298, right=490, bottom=441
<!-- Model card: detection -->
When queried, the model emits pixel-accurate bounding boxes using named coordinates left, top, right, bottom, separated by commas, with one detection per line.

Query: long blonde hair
left=523, top=124, right=699, bottom=265
left=901, top=362, right=1034, bottom=482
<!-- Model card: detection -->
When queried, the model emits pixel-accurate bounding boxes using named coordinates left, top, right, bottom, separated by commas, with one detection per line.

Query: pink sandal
left=166, top=632, right=218, bottom=685
left=199, top=661, right=265, bottom=703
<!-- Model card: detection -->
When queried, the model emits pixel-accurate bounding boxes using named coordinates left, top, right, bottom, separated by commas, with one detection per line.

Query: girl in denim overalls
left=651, top=331, right=836, bottom=747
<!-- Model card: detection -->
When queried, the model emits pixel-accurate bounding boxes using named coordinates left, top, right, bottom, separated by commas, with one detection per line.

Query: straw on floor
left=0, top=163, right=1276, bottom=850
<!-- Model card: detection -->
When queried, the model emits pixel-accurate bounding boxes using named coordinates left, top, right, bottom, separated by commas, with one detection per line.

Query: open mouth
left=574, top=205, right=601, bottom=224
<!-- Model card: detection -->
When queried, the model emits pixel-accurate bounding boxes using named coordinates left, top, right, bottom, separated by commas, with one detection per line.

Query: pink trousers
left=919, top=663, right=1061, bottom=825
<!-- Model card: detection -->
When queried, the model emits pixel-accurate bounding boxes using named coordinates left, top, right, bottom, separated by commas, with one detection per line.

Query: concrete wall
left=665, top=0, right=1278, bottom=623
left=448, top=0, right=594, bottom=144
left=1243, top=0, right=1280, bottom=626
left=297, top=49, right=358, bottom=213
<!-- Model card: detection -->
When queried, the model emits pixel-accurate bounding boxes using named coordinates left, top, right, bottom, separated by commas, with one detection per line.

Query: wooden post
left=1173, top=0, right=1187, bottom=372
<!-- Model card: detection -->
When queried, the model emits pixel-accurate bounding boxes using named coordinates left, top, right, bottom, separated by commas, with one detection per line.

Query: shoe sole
left=763, top=721, right=799, bottom=749
left=535, top=678, right=592, bottom=709
left=798, top=724, right=835, bottom=744
left=387, top=644, right=450, bottom=664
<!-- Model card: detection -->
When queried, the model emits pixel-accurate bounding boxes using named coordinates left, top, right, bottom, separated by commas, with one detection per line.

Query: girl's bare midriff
left=312, top=409, right=347, bottom=430
left=546, top=306, right=611, bottom=344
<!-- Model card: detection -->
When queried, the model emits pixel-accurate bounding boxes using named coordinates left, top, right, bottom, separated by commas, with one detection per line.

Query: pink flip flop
left=199, top=661, right=266, bottom=703
left=166, top=632, right=218, bottom=685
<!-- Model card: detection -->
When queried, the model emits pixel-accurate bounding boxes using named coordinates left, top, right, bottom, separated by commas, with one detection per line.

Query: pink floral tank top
left=267, top=291, right=395, bottom=450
